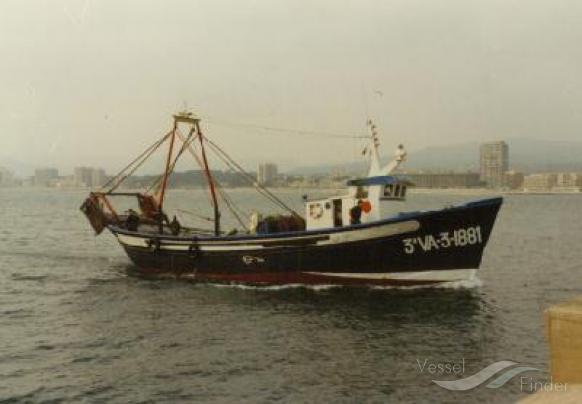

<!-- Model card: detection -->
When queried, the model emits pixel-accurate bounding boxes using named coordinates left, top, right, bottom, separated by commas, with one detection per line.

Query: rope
left=174, top=131, right=219, bottom=207
left=215, top=182, right=249, bottom=231
left=207, top=118, right=368, bottom=139
left=176, top=209, right=214, bottom=222
left=146, top=129, right=196, bottom=195
left=174, top=131, right=249, bottom=230
left=100, top=119, right=305, bottom=231
left=104, top=131, right=172, bottom=193
left=203, top=138, right=289, bottom=212
left=202, top=136, right=302, bottom=218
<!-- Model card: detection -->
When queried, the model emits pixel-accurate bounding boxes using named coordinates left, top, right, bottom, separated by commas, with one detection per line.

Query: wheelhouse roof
left=346, top=175, right=414, bottom=187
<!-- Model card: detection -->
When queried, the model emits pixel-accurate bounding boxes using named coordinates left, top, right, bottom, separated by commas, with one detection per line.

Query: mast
left=366, top=120, right=407, bottom=176
left=158, top=121, right=177, bottom=213
left=367, top=119, right=381, bottom=176
left=171, top=111, right=220, bottom=236
left=195, top=120, right=221, bottom=236
left=363, top=120, right=408, bottom=223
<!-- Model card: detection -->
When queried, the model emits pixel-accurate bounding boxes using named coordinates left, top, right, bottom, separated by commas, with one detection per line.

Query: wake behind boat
left=81, top=112, right=502, bottom=286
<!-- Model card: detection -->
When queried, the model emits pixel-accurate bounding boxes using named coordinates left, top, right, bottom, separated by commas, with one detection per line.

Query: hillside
left=289, top=138, right=582, bottom=175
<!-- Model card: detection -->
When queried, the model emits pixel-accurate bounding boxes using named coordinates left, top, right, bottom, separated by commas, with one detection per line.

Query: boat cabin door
left=332, top=199, right=342, bottom=227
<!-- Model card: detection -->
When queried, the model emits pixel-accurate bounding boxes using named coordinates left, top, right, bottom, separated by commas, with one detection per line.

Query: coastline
left=3, top=185, right=581, bottom=196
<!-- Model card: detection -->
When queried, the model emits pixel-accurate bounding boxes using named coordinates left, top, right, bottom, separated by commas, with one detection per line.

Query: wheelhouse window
left=383, top=183, right=407, bottom=199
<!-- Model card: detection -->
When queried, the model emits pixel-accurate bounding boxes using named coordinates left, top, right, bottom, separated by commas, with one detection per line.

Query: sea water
left=1, top=188, right=581, bottom=403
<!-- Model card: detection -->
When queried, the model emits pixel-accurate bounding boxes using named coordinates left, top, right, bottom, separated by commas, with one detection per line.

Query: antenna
left=360, top=82, right=370, bottom=123
left=180, top=100, right=189, bottom=115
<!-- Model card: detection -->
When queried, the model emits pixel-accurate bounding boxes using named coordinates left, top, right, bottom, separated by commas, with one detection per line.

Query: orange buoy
left=360, top=200, right=372, bottom=213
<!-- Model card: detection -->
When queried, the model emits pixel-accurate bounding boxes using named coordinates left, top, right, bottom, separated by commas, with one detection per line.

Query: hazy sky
left=1, top=0, right=581, bottom=174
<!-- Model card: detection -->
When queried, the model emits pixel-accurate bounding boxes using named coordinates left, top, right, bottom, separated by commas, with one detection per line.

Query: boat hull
left=110, top=197, right=502, bottom=286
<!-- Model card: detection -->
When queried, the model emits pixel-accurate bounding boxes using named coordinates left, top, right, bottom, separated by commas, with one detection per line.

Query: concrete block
left=545, top=297, right=582, bottom=383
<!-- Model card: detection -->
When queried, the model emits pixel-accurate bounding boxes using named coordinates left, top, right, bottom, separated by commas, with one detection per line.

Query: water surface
left=1, top=188, right=581, bottom=403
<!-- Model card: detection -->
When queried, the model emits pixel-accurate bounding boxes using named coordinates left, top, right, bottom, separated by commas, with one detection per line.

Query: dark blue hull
left=110, top=197, right=502, bottom=286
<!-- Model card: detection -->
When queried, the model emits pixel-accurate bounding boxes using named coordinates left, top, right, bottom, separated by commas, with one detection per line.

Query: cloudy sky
left=1, top=0, right=581, bottom=174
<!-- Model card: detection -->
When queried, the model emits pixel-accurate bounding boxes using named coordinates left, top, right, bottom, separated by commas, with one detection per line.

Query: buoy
left=361, top=200, right=372, bottom=213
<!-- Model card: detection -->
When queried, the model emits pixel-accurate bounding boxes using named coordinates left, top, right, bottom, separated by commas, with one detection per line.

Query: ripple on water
left=1, top=190, right=581, bottom=403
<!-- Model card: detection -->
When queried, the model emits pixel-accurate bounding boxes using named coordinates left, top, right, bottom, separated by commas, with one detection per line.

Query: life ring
left=360, top=200, right=372, bottom=213
left=309, top=203, right=324, bottom=219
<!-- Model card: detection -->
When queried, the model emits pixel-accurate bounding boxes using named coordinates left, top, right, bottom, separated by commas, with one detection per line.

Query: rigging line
left=201, top=138, right=285, bottom=209
left=107, top=132, right=173, bottom=194
left=179, top=163, right=248, bottom=230
left=223, top=189, right=250, bottom=222
left=174, top=131, right=215, bottom=207
left=146, top=129, right=197, bottom=195
left=208, top=144, right=298, bottom=219
left=101, top=131, right=172, bottom=192
left=202, top=136, right=301, bottom=218
left=205, top=141, right=295, bottom=215
left=206, top=117, right=369, bottom=139
left=176, top=209, right=214, bottom=222
left=215, top=184, right=249, bottom=231
left=195, top=144, right=251, bottom=229
left=178, top=129, right=256, bottom=220
left=214, top=181, right=251, bottom=223
left=205, top=144, right=284, bottom=217
left=156, top=130, right=258, bottom=231
left=172, top=130, right=247, bottom=230
left=162, top=129, right=197, bottom=186
left=108, top=135, right=171, bottom=194
left=206, top=139, right=293, bottom=211
left=226, top=199, right=249, bottom=227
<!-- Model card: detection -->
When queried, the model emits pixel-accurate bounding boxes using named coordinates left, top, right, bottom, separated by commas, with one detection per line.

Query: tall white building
left=257, top=163, right=278, bottom=186
left=480, top=141, right=509, bottom=188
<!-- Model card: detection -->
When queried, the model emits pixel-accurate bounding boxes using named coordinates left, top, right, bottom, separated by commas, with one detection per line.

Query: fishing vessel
left=81, top=111, right=502, bottom=286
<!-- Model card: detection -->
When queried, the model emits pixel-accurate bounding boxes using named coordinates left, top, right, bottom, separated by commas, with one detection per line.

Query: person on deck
left=350, top=200, right=363, bottom=225
left=169, top=215, right=181, bottom=236
left=125, top=209, right=140, bottom=231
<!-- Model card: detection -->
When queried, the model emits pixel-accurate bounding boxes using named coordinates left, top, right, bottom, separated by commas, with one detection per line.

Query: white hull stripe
left=319, top=220, right=419, bottom=245
left=116, top=234, right=264, bottom=250
left=304, top=269, right=477, bottom=282
left=115, top=220, right=420, bottom=251
left=165, top=244, right=260, bottom=251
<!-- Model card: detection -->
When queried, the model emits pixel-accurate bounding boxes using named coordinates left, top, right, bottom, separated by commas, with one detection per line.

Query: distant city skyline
left=4, top=157, right=582, bottom=193
left=4, top=136, right=582, bottom=179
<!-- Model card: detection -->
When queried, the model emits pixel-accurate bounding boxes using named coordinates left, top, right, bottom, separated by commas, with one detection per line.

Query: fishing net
left=80, top=195, right=109, bottom=235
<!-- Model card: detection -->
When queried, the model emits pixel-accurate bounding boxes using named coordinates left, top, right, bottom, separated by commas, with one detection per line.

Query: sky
left=1, top=0, right=581, bottom=175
